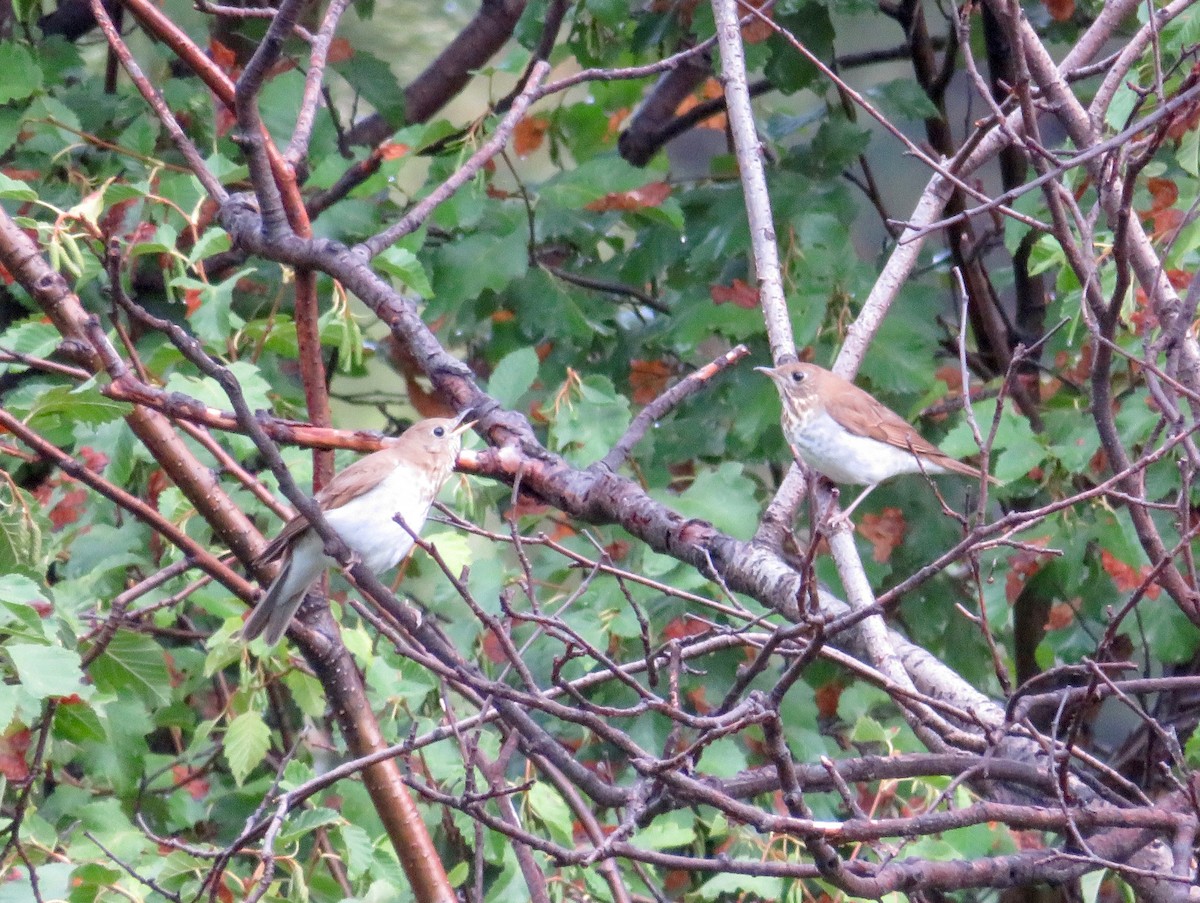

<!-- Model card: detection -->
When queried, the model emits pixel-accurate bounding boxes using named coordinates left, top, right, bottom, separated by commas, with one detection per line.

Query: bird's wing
left=256, top=514, right=309, bottom=563
left=314, top=448, right=399, bottom=510
left=255, top=449, right=400, bottom=564
left=826, top=376, right=983, bottom=477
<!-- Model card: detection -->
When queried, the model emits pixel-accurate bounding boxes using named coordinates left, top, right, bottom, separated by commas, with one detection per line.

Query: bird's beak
left=451, top=418, right=477, bottom=437
left=755, top=365, right=781, bottom=382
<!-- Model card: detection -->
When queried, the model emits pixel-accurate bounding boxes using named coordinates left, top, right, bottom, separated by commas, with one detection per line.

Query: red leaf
left=0, top=730, right=31, bottom=781
left=661, top=616, right=709, bottom=641
left=814, top=681, right=842, bottom=719
left=857, top=507, right=906, bottom=562
left=629, top=358, right=672, bottom=405
left=1042, top=0, right=1073, bottom=21
left=172, top=765, right=211, bottom=800
left=327, top=38, right=353, bottom=64
left=183, top=288, right=203, bottom=318
left=1100, top=550, right=1161, bottom=599
left=1005, top=537, right=1052, bottom=604
left=514, top=116, right=550, bottom=156
left=585, top=181, right=671, bottom=212
left=1045, top=601, right=1077, bottom=631
left=709, top=278, right=759, bottom=309
left=209, top=40, right=238, bottom=74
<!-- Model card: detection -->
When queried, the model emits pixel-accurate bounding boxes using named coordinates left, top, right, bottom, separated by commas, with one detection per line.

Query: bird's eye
left=433, top=426, right=446, bottom=437
left=790, top=371, right=804, bottom=383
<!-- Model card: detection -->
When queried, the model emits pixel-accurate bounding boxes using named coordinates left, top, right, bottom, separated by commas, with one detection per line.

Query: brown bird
left=237, top=414, right=474, bottom=645
left=757, top=361, right=995, bottom=519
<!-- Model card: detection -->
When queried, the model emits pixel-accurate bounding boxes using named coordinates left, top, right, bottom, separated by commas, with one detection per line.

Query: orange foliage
left=327, top=38, right=353, bottom=63
left=1042, top=0, right=1074, bottom=21
left=857, top=507, right=906, bottom=563
left=629, top=358, right=672, bottom=405
left=814, top=681, right=843, bottom=719
left=710, top=278, right=759, bottom=309
left=0, top=729, right=30, bottom=781
left=1045, top=601, right=1078, bottom=631
left=378, top=143, right=409, bottom=160
left=585, top=181, right=671, bottom=212
left=514, top=116, right=550, bottom=156
left=739, top=0, right=774, bottom=43
left=1100, top=549, right=1161, bottom=599
left=1005, top=537, right=1052, bottom=604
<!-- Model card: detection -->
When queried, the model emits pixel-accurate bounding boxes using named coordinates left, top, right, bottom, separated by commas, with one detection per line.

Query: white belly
left=322, top=467, right=433, bottom=573
left=793, top=410, right=947, bottom=485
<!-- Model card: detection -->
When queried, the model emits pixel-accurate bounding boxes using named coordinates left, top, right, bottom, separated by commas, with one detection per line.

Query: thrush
left=757, top=361, right=995, bottom=519
left=237, top=413, right=474, bottom=645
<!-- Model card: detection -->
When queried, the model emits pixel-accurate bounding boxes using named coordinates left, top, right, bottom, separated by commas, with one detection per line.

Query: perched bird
left=237, top=413, right=474, bottom=645
left=757, top=361, right=995, bottom=519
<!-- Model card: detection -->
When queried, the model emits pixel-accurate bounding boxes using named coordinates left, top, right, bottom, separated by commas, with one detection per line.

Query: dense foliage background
left=1, top=0, right=1199, bottom=900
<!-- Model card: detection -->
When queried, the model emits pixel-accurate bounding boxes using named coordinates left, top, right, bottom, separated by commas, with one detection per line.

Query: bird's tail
left=236, top=547, right=321, bottom=646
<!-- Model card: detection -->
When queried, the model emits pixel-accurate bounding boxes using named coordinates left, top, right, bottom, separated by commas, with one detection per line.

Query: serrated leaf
left=870, top=78, right=940, bottom=121
left=26, top=384, right=130, bottom=426
left=668, top=463, right=761, bottom=540
left=224, top=711, right=271, bottom=786
left=281, top=669, right=327, bottom=718
left=376, top=246, right=433, bottom=296
left=631, top=812, right=695, bottom=850
left=0, top=484, right=43, bottom=574
left=279, top=807, right=343, bottom=844
left=697, top=872, right=783, bottom=902
left=549, top=375, right=631, bottom=465
left=527, top=781, right=573, bottom=845
left=186, top=228, right=231, bottom=265
left=0, top=171, right=36, bottom=201
left=6, top=643, right=87, bottom=699
left=331, top=50, right=405, bottom=123
left=53, top=699, right=105, bottom=742
left=338, top=822, right=375, bottom=880
left=488, top=347, right=539, bottom=406
left=0, top=319, right=60, bottom=374
left=0, top=45, right=41, bottom=103
left=88, top=631, right=171, bottom=707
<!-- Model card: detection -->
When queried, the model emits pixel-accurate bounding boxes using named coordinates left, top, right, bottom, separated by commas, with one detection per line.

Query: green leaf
left=53, top=698, right=105, bottom=742
left=431, top=229, right=529, bottom=306
left=488, top=346, right=540, bottom=406
left=26, top=383, right=130, bottom=427
left=0, top=170, right=36, bottom=201
left=6, top=643, right=87, bottom=699
left=1178, top=126, right=1199, bottom=178
left=870, top=78, right=940, bottom=121
left=224, top=711, right=271, bottom=786
left=0, top=318, right=60, bottom=373
left=548, top=375, right=631, bottom=466
left=0, top=484, right=44, bottom=576
left=331, top=50, right=406, bottom=123
left=186, top=227, right=231, bottom=265
left=0, top=44, right=42, bottom=103
left=88, top=631, right=171, bottom=707
left=697, top=872, right=783, bottom=902
left=668, top=463, right=762, bottom=540
left=170, top=272, right=249, bottom=344
left=539, top=156, right=651, bottom=208
left=376, top=246, right=434, bottom=296
left=631, top=812, right=695, bottom=850
left=279, top=807, right=344, bottom=844
left=339, top=822, right=375, bottom=880
left=282, top=669, right=327, bottom=719
left=527, top=781, right=573, bottom=845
